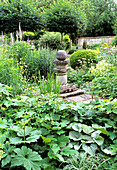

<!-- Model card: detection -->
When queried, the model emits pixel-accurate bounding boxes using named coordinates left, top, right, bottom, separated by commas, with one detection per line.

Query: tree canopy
left=82, top=0, right=117, bottom=36
left=0, top=1, right=44, bottom=33
left=0, top=0, right=116, bottom=36
left=45, top=0, right=87, bottom=37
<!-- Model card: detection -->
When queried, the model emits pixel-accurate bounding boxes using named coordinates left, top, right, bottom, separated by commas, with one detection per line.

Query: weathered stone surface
left=64, top=93, right=99, bottom=103
left=54, top=59, right=69, bottom=64
left=54, top=50, right=69, bottom=85
left=60, top=89, right=84, bottom=97
left=57, top=75, right=67, bottom=85
left=60, top=83, right=79, bottom=93
left=56, top=50, right=67, bottom=60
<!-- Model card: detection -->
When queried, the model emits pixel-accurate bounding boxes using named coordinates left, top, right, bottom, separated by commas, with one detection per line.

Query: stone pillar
left=54, top=50, right=69, bottom=85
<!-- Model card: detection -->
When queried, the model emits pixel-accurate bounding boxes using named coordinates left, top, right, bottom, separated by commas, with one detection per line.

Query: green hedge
left=70, top=50, right=98, bottom=69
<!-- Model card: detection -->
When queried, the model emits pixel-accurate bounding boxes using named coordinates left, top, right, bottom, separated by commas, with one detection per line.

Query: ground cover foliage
left=0, top=84, right=117, bottom=169
left=0, top=40, right=117, bottom=169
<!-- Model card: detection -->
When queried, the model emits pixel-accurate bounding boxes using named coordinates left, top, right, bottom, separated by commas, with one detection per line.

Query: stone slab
left=65, top=93, right=98, bottom=103
left=60, top=89, right=84, bottom=97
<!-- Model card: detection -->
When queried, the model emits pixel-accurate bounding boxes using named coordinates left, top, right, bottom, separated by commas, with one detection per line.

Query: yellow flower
left=1, top=107, right=6, bottom=111
left=20, top=66, right=23, bottom=69
left=29, top=88, right=31, bottom=90
left=33, top=90, right=35, bottom=92
left=106, top=43, right=109, bottom=48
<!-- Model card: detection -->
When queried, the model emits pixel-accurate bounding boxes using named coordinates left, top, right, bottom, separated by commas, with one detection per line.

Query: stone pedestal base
left=56, top=75, right=67, bottom=85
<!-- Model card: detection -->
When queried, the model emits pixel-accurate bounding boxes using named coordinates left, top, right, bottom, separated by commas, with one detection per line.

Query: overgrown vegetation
left=70, top=49, right=98, bottom=69
left=0, top=83, right=117, bottom=169
left=0, top=0, right=117, bottom=169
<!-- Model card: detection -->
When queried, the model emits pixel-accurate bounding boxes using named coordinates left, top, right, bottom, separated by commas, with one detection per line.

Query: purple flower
left=24, top=76, right=26, bottom=78
left=36, top=93, right=39, bottom=95
left=70, top=73, right=73, bottom=75
left=78, top=71, right=80, bottom=73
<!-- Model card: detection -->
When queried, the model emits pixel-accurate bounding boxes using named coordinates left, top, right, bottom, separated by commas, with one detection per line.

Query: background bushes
left=70, top=50, right=98, bottom=69
left=4, top=42, right=56, bottom=80
left=39, top=32, right=71, bottom=50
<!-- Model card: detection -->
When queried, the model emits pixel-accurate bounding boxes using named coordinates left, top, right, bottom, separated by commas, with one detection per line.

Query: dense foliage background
left=0, top=0, right=117, bottom=39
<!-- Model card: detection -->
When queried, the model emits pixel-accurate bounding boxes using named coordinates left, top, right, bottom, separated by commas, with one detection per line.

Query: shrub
left=0, top=46, right=25, bottom=95
left=87, top=43, right=101, bottom=50
left=6, top=41, right=32, bottom=62
left=110, top=35, right=117, bottom=46
left=39, top=32, right=71, bottom=50
left=70, top=50, right=98, bottom=69
left=40, top=32, right=61, bottom=49
left=86, top=72, right=117, bottom=99
left=90, top=60, right=115, bottom=77
left=67, top=69, right=92, bottom=88
left=5, top=42, right=56, bottom=80
left=83, top=40, right=87, bottom=49
left=33, top=40, right=40, bottom=50
left=23, top=31, right=42, bottom=41
left=63, top=34, right=71, bottom=49
left=68, top=46, right=77, bottom=54
left=23, top=31, right=35, bottom=41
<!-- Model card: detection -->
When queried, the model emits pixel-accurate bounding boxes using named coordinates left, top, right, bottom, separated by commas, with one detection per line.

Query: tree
left=83, top=0, right=117, bottom=36
left=45, top=0, right=87, bottom=46
left=0, top=1, right=44, bottom=33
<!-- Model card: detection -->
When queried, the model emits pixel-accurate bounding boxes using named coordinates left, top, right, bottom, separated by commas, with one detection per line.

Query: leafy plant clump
left=0, top=83, right=117, bottom=169
left=4, top=41, right=56, bottom=79
left=70, top=49, right=98, bottom=69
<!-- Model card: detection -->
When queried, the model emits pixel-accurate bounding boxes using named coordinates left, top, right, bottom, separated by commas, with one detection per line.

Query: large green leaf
left=26, top=135, right=40, bottom=143
left=92, top=124, right=109, bottom=135
left=81, top=124, right=94, bottom=134
left=2, top=155, right=11, bottom=167
left=60, top=120, right=70, bottom=127
left=69, top=131, right=82, bottom=141
left=1, top=142, right=15, bottom=167
left=41, top=136, right=52, bottom=143
left=17, top=126, right=32, bottom=137
left=74, top=143, right=82, bottom=150
left=61, top=146, right=77, bottom=156
left=10, top=137, right=23, bottom=144
left=82, top=135, right=94, bottom=143
left=51, top=144, right=60, bottom=154
left=72, top=124, right=82, bottom=132
left=91, top=130, right=101, bottom=139
left=56, top=154, right=64, bottom=162
left=82, top=144, right=97, bottom=155
left=11, top=146, right=42, bottom=170
left=57, top=135, right=69, bottom=147
left=93, top=136, right=104, bottom=146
